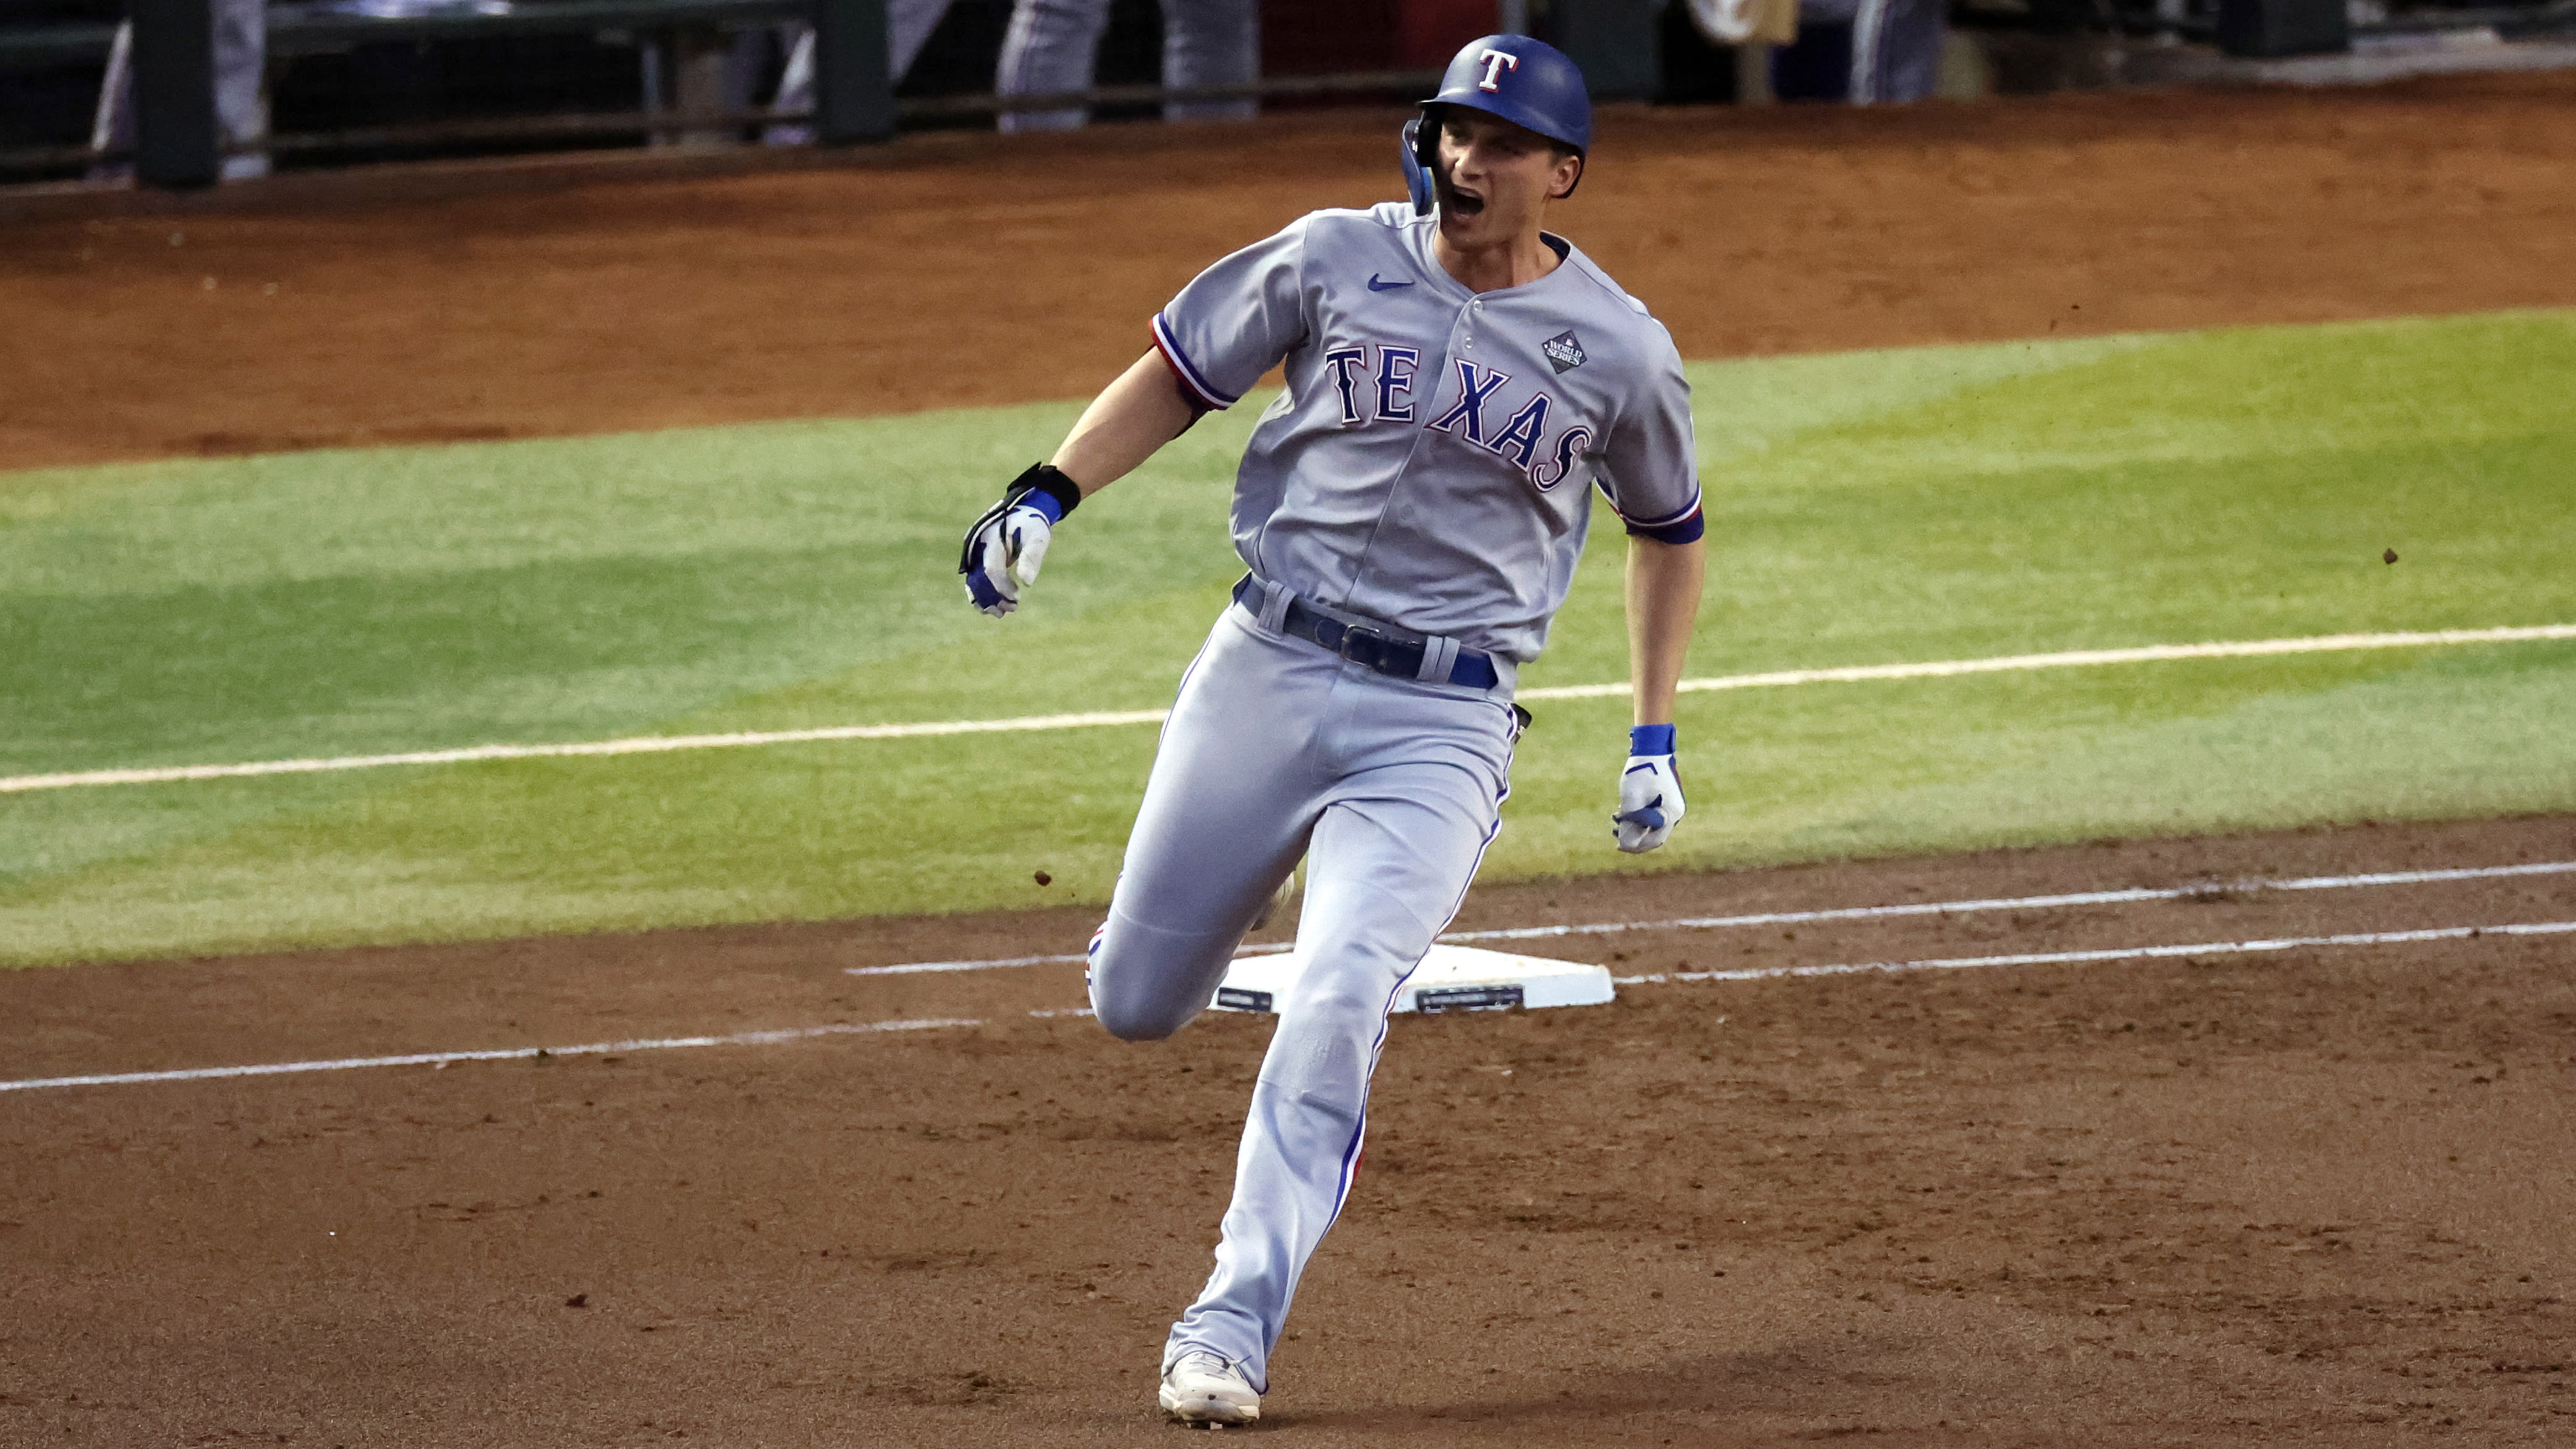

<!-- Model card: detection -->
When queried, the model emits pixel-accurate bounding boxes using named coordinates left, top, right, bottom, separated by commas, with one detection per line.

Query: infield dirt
left=6, top=817, right=2575, bottom=1445
left=4, top=71, right=2575, bottom=1447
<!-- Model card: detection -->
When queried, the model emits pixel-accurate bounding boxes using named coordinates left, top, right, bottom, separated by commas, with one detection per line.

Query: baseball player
left=957, top=36, right=1704, bottom=1425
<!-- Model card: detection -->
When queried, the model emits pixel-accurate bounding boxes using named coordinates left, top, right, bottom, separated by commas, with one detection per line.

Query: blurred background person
left=1775, top=0, right=1946, bottom=104
left=995, top=0, right=1257, bottom=132
left=89, top=0, right=270, bottom=180
left=765, top=0, right=960, bottom=144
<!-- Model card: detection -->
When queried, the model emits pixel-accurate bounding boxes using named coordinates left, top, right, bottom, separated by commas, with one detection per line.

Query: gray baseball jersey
left=1151, top=201, right=1701, bottom=674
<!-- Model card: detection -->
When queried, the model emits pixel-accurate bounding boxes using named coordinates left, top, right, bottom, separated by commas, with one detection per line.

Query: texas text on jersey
left=1151, top=201, right=1702, bottom=672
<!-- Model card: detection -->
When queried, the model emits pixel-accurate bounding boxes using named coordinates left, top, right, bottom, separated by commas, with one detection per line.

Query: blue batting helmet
left=1407, top=35, right=1592, bottom=212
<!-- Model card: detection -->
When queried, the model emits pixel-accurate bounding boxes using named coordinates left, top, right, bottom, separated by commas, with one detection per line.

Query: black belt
left=1233, top=575, right=1499, bottom=690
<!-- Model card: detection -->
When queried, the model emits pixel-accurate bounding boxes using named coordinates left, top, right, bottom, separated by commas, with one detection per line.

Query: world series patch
left=1541, top=330, right=1587, bottom=374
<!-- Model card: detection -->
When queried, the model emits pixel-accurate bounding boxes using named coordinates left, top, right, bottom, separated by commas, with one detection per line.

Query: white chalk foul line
left=1446, top=859, right=2576, bottom=944
left=0, top=1017, right=980, bottom=1094
left=1611, top=920, right=2576, bottom=986
left=0, top=713, right=1173, bottom=794
left=9, top=922, right=2567, bottom=1096
left=8, top=624, right=2570, bottom=794
left=1520, top=624, right=2576, bottom=703
left=845, top=859, right=2576, bottom=975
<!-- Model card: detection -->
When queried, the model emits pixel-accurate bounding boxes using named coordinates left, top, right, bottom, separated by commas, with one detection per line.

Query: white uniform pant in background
left=1847, top=0, right=1944, bottom=104
left=1797, top=0, right=1944, bottom=104
left=90, top=0, right=270, bottom=181
left=1087, top=603, right=1514, bottom=1393
left=997, top=0, right=1259, bottom=132
left=766, top=0, right=956, bottom=145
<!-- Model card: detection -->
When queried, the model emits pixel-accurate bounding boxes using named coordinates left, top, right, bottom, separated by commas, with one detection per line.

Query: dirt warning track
left=5, top=816, right=2573, bottom=1446
left=6, top=70, right=2576, bottom=472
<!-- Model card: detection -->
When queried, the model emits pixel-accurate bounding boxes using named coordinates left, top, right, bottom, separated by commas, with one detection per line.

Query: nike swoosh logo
left=1367, top=274, right=1414, bottom=292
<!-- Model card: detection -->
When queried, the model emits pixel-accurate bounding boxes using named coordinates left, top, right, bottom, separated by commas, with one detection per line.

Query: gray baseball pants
left=1087, top=599, right=1514, bottom=1393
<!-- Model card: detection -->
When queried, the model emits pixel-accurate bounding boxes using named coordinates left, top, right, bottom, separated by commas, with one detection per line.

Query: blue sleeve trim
left=1627, top=507, right=1704, bottom=546
left=1630, top=723, right=1676, bottom=757
left=1151, top=314, right=1238, bottom=411
left=1620, top=487, right=1704, bottom=530
left=1594, top=477, right=1702, bottom=534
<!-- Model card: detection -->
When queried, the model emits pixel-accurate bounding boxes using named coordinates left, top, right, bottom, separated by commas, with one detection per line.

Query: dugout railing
left=1992, top=0, right=2576, bottom=48
left=1, top=0, right=1655, bottom=188
left=0, top=0, right=1498, bottom=186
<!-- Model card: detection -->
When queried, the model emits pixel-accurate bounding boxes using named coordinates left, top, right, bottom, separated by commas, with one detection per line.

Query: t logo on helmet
left=1475, top=49, right=1519, bottom=92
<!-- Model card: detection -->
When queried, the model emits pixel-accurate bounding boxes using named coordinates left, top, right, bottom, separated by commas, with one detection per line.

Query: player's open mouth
left=1445, top=183, right=1486, bottom=216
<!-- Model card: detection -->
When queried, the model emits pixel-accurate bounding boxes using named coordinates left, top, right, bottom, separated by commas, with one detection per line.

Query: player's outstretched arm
left=1050, top=349, right=1203, bottom=493
left=1626, top=533, right=1705, bottom=726
left=1613, top=533, right=1707, bottom=852
left=957, top=350, right=1202, bottom=617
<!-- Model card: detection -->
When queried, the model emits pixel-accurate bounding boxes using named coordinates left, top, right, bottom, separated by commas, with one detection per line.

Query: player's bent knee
left=1088, top=917, right=1236, bottom=1041
left=1093, top=994, right=1194, bottom=1042
left=1088, top=957, right=1212, bottom=1042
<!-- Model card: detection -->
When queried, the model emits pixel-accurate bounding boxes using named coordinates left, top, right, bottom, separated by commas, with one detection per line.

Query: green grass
left=5, top=311, right=2574, bottom=966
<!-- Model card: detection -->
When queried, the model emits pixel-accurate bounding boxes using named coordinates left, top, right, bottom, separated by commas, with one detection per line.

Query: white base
left=1212, top=943, right=1615, bottom=1016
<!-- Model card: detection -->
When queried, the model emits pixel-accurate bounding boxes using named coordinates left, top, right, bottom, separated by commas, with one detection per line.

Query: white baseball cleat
left=1159, top=1349, right=1260, bottom=1427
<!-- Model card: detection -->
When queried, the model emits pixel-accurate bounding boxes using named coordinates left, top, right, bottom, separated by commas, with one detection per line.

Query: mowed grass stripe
left=4, top=311, right=2572, bottom=965
left=7, top=624, right=2572, bottom=794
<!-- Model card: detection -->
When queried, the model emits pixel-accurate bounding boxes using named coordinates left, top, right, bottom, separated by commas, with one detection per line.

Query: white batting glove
left=963, top=503, right=1052, bottom=617
left=958, top=465, right=1078, bottom=618
left=1612, top=724, right=1686, bottom=854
